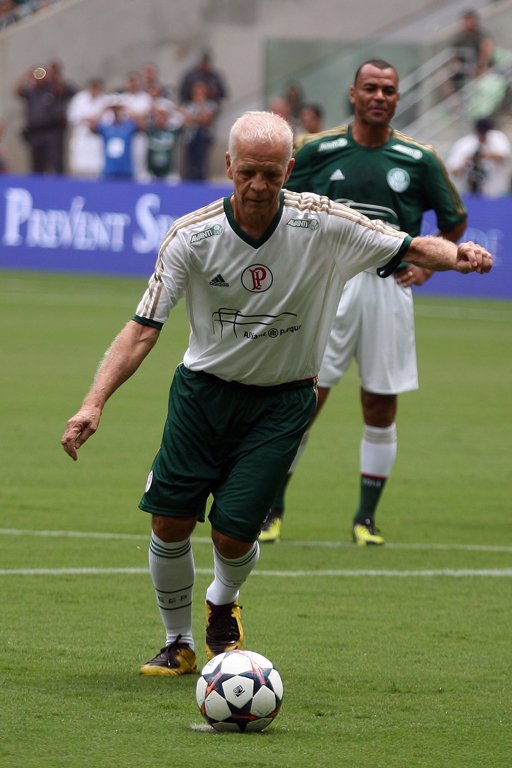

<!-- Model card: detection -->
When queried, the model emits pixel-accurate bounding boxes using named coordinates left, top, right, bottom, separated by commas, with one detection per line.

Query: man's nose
left=250, top=174, right=267, bottom=189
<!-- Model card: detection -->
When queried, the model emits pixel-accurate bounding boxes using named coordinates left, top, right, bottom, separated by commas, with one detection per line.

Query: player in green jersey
left=260, top=60, right=468, bottom=545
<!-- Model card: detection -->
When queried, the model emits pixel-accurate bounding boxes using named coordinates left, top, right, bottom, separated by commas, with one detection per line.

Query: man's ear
left=225, top=152, right=233, bottom=179
left=283, top=157, right=295, bottom=184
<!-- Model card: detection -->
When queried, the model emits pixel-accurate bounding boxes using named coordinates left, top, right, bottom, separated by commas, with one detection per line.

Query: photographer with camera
left=447, top=117, right=511, bottom=198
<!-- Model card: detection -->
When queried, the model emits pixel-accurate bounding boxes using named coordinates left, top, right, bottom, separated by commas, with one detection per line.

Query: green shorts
left=139, top=365, right=317, bottom=542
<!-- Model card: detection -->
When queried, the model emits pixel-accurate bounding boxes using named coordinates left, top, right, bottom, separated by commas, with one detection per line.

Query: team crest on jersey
left=241, top=264, right=273, bottom=292
left=190, top=223, right=223, bottom=244
left=387, top=168, right=410, bottom=193
left=287, top=217, right=319, bottom=230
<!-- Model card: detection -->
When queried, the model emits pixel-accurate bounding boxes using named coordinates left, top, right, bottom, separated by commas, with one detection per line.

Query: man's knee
left=151, top=513, right=197, bottom=542
left=361, top=390, right=397, bottom=427
left=211, top=529, right=254, bottom=559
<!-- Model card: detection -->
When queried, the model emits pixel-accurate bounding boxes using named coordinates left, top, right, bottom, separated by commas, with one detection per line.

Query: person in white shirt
left=446, top=117, right=511, bottom=198
left=119, top=71, right=153, bottom=180
left=67, top=78, right=109, bottom=178
left=61, top=111, right=492, bottom=678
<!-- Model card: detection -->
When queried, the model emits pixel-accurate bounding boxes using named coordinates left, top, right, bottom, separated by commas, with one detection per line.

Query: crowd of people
left=8, top=9, right=512, bottom=194
left=13, top=52, right=229, bottom=182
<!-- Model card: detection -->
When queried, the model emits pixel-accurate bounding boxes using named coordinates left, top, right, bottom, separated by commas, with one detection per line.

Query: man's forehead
left=233, top=139, right=289, bottom=165
left=356, top=66, right=398, bottom=87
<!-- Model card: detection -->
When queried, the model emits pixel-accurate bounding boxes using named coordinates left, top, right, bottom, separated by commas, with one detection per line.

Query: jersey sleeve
left=325, top=201, right=411, bottom=281
left=423, top=149, right=467, bottom=233
left=134, top=229, right=189, bottom=325
left=376, top=236, right=413, bottom=277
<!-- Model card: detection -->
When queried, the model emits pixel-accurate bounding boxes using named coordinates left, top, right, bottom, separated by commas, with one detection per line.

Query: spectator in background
left=67, top=77, right=109, bottom=178
left=140, top=62, right=173, bottom=100
left=119, top=71, right=153, bottom=180
left=283, top=81, right=305, bottom=126
left=298, top=103, right=325, bottom=135
left=267, top=97, right=301, bottom=138
left=119, top=71, right=153, bottom=117
left=181, top=80, right=218, bottom=180
left=446, top=116, right=511, bottom=198
left=90, top=96, right=143, bottom=181
left=178, top=51, right=228, bottom=106
left=442, top=10, right=494, bottom=99
left=267, top=97, right=292, bottom=122
left=14, top=61, right=76, bottom=174
left=145, top=101, right=183, bottom=181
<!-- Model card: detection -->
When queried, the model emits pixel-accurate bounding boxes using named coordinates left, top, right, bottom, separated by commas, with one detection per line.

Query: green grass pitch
left=1, top=269, right=511, bottom=768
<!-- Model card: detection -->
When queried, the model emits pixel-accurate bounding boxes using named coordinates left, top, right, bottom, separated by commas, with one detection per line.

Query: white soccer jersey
left=135, top=191, right=411, bottom=386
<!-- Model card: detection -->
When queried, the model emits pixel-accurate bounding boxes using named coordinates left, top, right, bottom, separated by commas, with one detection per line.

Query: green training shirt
left=289, top=124, right=467, bottom=236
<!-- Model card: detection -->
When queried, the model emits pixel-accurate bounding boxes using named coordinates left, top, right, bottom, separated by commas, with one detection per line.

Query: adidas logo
left=329, top=169, right=345, bottom=181
left=209, top=274, right=230, bottom=287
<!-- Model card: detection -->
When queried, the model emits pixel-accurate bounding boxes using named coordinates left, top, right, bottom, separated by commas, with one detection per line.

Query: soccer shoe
left=352, top=518, right=385, bottom=546
left=139, top=635, right=197, bottom=676
left=205, top=600, right=244, bottom=660
left=258, top=513, right=282, bottom=543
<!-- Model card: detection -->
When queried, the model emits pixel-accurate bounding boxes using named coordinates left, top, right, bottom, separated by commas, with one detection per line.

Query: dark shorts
left=139, top=365, right=317, bottom=542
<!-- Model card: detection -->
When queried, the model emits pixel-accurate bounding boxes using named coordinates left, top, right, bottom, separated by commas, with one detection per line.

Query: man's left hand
left=456, top=241, right=493, bottom=273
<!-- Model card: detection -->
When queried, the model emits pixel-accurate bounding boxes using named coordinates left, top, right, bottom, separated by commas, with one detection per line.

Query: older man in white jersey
left=61, top=111, right=492, bottom=677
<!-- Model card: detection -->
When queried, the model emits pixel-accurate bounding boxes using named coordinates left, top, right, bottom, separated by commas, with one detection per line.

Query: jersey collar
left=223, top=192, right=284, bottom=248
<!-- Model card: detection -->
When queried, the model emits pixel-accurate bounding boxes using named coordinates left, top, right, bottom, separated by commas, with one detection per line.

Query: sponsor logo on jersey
left=386, top=168, right=410, bottom=193
left=286, top=218, right=320, bottom=230
left=329, top=169, right=345, bottom=181
left=209, top=273, right=230, bottom=287
left=391, top=143, right=423, bottom=160
left=244, top=322, right=302, bottom=340
left=212, top=308, right=297, bottom=338
left=190, top=223, right=223, bottom=244
left=318, top=137, right=348, bottom=152
left=241, top=264, right=273, bottom=292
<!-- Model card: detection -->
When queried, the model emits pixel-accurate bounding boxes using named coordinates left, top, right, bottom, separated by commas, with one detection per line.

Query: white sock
left=148, top=532, right=195, bottom=650
left=205, top=542, right=260, bottom=606
left=360, top=423, right=397, bottom=477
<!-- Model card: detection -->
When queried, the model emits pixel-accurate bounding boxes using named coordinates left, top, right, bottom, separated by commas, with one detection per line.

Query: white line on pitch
left=415, top=303, right=511, bottom=323
left=1, top=528, right=511, bottom=553
left=1, top=567, right=512, bottom=577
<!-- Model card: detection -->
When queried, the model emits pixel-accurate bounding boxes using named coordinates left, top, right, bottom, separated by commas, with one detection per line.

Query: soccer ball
left=196, top=649, right=284, bottom=733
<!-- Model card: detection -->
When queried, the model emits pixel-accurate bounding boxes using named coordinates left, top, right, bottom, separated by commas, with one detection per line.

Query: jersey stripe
left=141, top=198, right=226, bottom=319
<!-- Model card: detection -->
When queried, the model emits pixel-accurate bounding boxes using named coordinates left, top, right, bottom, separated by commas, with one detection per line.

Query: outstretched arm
left=395, top=219, right=468, bottom=288
left=405, top=237, right=492, bottom=274
left=61, top=320, right=160, bottom=461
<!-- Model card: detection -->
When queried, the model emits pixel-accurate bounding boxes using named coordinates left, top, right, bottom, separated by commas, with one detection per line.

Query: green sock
left=354, top=475, right=386, bottom=524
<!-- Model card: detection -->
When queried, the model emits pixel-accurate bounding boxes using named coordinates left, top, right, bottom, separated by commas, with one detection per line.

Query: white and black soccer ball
left=196, top=649, right=284, bottom=733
